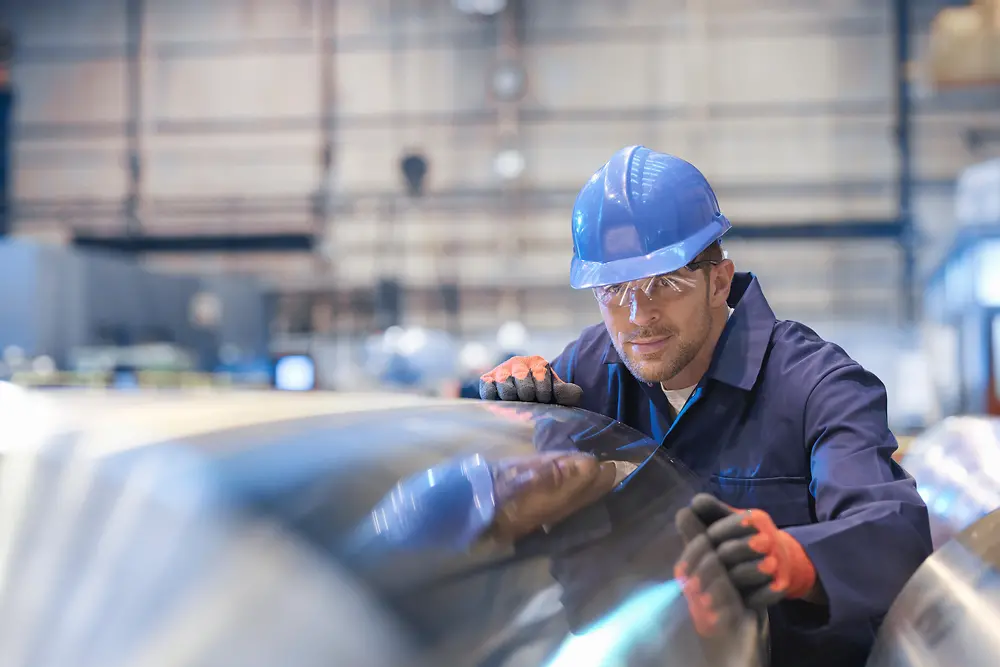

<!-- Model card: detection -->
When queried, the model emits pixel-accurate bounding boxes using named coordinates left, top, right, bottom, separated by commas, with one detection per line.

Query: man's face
left=596, top=266, right=724, bottom=385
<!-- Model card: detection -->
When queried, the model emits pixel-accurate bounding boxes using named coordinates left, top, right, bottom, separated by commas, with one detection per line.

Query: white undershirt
left=662, top=385, right=697, bottom=418
left=660, top=306, right=734, bottom=420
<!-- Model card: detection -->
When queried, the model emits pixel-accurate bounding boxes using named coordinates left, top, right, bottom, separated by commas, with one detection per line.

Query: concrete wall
left=6, top=0, right=999, bottom=332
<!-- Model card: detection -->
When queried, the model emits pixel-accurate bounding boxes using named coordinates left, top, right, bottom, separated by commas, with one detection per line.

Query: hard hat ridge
left=569, top=145, right=731, bottom=289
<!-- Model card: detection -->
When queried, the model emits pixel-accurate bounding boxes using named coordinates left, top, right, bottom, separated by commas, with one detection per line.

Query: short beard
left=614, top=311, right=712, bottom=385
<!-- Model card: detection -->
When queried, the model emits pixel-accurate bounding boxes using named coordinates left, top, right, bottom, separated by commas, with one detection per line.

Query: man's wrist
left=799, top=579, right=828, bottom=605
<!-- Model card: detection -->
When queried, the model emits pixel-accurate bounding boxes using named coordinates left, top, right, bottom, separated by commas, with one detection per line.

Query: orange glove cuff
left=743, top=511, right=817, bottom=600
left=773, top=530, right=817, bottom=599
left=481, top=355, right=552, bottom=384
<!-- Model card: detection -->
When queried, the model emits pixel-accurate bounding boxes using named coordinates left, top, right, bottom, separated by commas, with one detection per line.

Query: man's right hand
left=479, top=356, right=583, bottom=407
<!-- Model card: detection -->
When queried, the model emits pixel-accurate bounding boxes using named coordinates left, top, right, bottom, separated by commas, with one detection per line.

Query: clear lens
left=593, top=271, right=700, bottom=308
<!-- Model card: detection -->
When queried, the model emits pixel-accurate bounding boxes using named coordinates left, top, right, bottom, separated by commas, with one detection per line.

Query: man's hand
left=673, top=502, right=753, bottom=637
left=479, top=356, right=583, bottom=407
left=675, top=494, right=821, bottom=625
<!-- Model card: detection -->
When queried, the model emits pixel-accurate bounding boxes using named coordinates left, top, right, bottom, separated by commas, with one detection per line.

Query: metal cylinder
left=867, top=508, right=1000, bottom=667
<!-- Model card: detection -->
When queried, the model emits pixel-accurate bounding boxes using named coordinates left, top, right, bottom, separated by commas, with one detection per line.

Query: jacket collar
left=601, top=272, right=776, bottom=391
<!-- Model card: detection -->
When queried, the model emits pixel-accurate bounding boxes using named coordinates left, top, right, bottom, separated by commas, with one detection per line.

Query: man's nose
left=628, top=291, right=660, bottom=325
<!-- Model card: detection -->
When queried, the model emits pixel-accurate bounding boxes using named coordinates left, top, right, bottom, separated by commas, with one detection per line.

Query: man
left=479, top=146, right=932, bottom=667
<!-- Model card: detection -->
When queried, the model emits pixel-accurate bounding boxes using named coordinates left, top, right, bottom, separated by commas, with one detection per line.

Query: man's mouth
left=628, top=336, right=670, bottom=355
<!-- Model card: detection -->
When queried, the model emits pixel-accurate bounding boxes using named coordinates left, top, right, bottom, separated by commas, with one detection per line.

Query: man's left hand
left=675, top=493, right=821, bottom=629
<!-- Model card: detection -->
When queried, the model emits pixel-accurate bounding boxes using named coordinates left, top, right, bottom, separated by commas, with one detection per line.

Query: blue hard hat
left=569, top=146, right=732, bottom=289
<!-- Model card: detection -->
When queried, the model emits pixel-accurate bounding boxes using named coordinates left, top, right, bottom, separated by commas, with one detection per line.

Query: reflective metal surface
left=900, top=417, right=1000, bottom=546
left=0, top=436, right=413, bottom=667
left=867, top=509, right=1000, bottom=667
left=5, top=390, right=769, bottom=667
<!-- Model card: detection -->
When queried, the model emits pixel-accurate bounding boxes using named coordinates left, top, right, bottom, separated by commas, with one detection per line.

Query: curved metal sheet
left=7, top=388, right=442, bottom=456
left=866, top=509, right=1000, bottom=667
left=0, top=439, right=414, bottom=667
left=8, top=389, right=768, bottom=666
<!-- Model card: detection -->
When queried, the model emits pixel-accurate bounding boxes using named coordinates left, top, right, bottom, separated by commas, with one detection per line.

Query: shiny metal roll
left=0, top=385, right=770, bottom=666
left=867, top=509, right=1000, bottom=667
left=0, top=408, right=414, bottom=667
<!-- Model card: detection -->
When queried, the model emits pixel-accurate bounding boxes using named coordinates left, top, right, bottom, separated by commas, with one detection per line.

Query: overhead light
left=497, top=320, right=528, bottom=351
left=460, top=342, right=492, bottom=372
left=189, top=292, right=223, bottom=329
left=382, top=326, right=405, bottom=353
left=397, top=328, right=429, bottom=357
left=274, top=355, right=317, bottom=391
left=31, top=355, right=56, bottom=376
left=3, top=345, right=24, bottom=366
left=453, top=0, right=507, bottom=16
left=490, top=60, right=527, bottom=102
left=494, top=149, right=526, bottom=181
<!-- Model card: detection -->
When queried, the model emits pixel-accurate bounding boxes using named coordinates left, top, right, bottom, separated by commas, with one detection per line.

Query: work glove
left=673, top=493, right=819, bottom=636
left=479, top=355, right=583, bottom=407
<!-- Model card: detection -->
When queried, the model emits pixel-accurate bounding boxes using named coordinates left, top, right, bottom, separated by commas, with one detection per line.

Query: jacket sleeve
left=549, top=324, right=608, bottom=398
left=550, top=335, right=608, bottom=417
left=782, top=362, right=932, bottom=629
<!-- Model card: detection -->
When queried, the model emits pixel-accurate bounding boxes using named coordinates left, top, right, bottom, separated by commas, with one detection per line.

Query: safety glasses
left=593, top=260, right=721, bottom=308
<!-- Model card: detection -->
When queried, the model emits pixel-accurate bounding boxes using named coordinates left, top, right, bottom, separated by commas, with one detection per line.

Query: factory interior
left=0, top=1, right=999, bottom=666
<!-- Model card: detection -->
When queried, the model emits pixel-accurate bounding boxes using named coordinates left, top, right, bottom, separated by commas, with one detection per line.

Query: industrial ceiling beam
left=12, top=14, right=917, bottom=66
left=73, top=233, right=315, bottom=253
left=69, top=219, right=900, bottom=256
left=15, top=101, right=899, bottom=140
left=17, top=102, right=1000, bottom=142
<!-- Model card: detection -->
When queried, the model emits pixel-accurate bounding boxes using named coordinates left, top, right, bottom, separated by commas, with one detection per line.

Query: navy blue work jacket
left=551, top=272, right=932, bottom=667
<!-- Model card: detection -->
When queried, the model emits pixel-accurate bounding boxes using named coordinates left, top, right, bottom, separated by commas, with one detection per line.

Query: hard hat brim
left=569, top=216, right=731, bottom=290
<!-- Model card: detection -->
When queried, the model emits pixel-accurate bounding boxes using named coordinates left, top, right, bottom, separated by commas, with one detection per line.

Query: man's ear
left=711, top=260, right=735, bottom=307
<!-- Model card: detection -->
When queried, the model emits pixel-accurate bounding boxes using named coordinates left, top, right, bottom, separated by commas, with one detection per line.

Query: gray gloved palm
left=674, top=502, right=750, bottom=637
left=479, top=356, right=583, bottom=407
left=675, top=494, right=820, bottom=616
